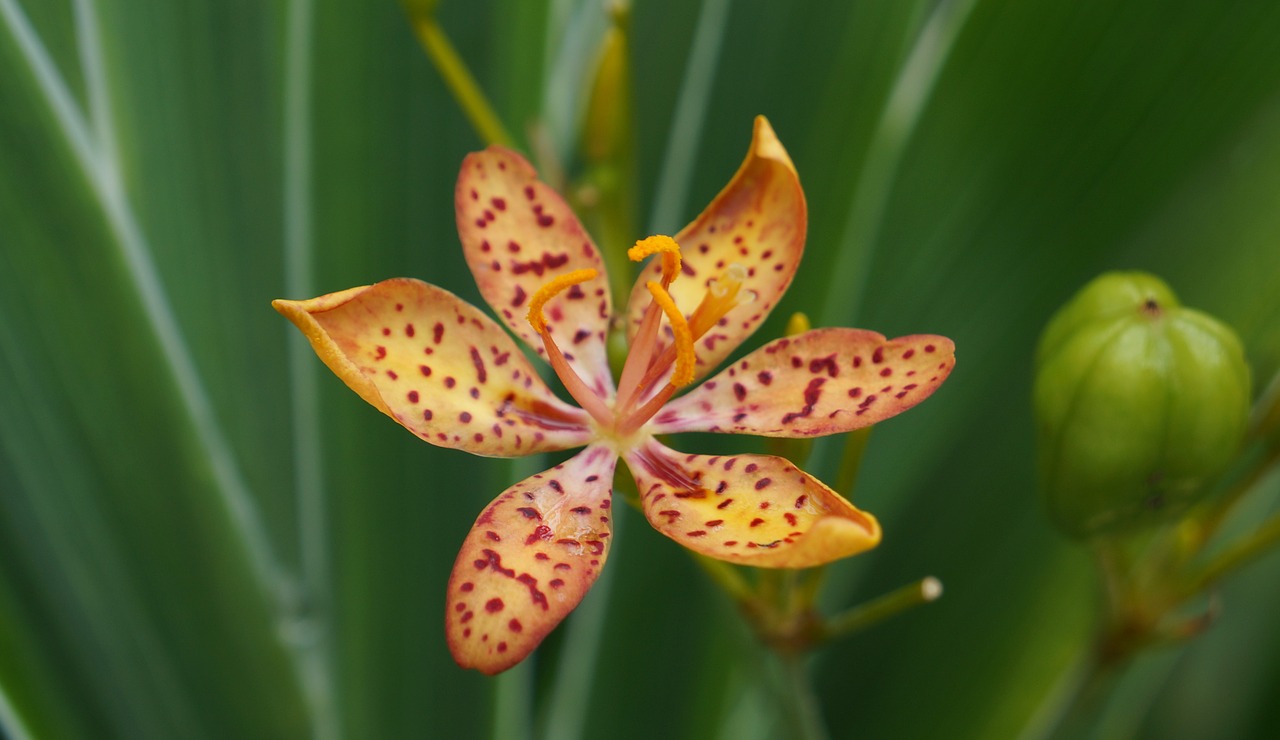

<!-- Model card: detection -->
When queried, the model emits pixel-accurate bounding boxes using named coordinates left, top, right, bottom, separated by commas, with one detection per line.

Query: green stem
left=1182, top=511, right=1280, bottom=599
left=402, top=5, right=516, bottom=148
left=832, top=427, right=874, bottom=497
left=774, top=654, right=830, bottom=740
left=821, top=576, right=942, bottom=641
left=1191, top=444, right=1280, bottom=547
left=692, top=554, right=754, bottom=603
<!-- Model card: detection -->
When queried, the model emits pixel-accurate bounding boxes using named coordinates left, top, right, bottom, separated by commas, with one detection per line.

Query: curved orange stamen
left=635, top=265, right=750, bottom=398
left=628, top=235, right=682, bottom=286
left=527, top=269, right=598, bottom=334
left=646, top=280, right=695, bottom=388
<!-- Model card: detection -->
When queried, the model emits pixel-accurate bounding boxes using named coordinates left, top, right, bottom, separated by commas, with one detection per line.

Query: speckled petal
left=457, top=147, right=615, bottom=399
left=627, top=116, right=806, bottom=381
left=446, top=446, right=617, bottom=674
left=273, top=279, right=592, bottom=456
left=623, top=439, right=879, bottom=568
left=651, top=329, right=956, bottom=437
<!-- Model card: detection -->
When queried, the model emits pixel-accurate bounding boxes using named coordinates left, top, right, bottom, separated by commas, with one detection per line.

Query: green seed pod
left=1034, top=272, right=1250, bottom=538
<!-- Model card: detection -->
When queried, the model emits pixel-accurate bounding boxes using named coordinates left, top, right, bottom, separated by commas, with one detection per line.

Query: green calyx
left=1034, top=272, right=1251, bottom=539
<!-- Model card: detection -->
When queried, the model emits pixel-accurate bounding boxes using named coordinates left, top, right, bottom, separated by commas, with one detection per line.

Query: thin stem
left=402, top=5, right=516, bottom=148
left=821, top=576, right=942, bottom=641
left=692, top=554, right=754, bottom=603
left=1190, top=444, right=1280, bottom=546
left=832, top=427, right=874, bottom=497
left=1182, top=511, right=1280, bottom=599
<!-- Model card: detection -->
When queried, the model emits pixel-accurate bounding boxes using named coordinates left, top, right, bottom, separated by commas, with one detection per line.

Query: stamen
left=628, top=235, right=682, bottom=286
left=615, top=301, right=662, bottom=415
left=633, top=264, right=750, bottom=397
left=646, top=281, right=695, bottom=388
left=524, top=268, right=612, bottom=427
left=527, top=268, right=598, bottom=334
left=687, top=263, right=748, bottom=339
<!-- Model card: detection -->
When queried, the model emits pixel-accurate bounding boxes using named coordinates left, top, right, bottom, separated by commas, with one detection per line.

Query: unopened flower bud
left=1033, top=272, right=1250, bottom=538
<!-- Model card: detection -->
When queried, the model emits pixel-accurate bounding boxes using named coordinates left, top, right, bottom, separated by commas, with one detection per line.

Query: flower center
left=525, top=235, right=748, bottom=441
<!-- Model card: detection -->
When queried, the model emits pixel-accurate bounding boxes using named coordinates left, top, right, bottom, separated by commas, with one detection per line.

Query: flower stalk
left=401, top=1, right=516, bottom=148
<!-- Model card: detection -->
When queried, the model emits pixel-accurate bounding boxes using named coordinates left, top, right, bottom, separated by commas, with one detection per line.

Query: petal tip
left=751, top=115, right=796, bottom=173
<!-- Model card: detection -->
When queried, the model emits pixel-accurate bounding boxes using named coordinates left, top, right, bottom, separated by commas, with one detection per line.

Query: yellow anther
left=646, top=280, right=695, bottom=387
left=628, top=235, right=682, bottom=286
left=688, top=264, right=748, bottom=340
left=527, top=269, right=598, bottom=334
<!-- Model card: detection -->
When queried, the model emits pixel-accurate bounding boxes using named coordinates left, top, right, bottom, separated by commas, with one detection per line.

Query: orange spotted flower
left=274, top=117, right=955, bottom=674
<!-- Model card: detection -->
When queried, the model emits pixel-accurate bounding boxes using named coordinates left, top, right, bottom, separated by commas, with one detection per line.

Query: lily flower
left=274, top=117, right=955, bottom=674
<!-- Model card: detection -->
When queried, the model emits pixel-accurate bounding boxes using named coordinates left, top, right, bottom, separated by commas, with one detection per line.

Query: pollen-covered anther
left=628, top=235, right=682, bottom=287
left=688, top=264, right=750, bottom=340
left=647, top=281, right=695, bottom=388
left=527, top=268, right=598, bottom=334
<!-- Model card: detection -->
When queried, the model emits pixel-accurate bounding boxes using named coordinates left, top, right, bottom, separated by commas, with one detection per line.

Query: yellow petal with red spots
left=446, top=446, right=617, bottom=674
left=651, top=329, right=956, bottom=437
left=627, top=116, right=806, bottom=381
left=456, top=147, right=615, bottom=399
left=623, top=440, right=879, bottom=568
left=273, top=278, right=592, bottom=456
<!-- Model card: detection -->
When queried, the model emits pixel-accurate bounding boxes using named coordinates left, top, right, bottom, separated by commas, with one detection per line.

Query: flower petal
left=623, top=439, right=879, bottom=568
left=445, top=446, right=618, bottom=674
left=627, top=116, right=806, bottom=380
left=273, top=279, right=593, bottom=456
left=651, top=329, right=955, bottom=437
left=456, top=147, right=615, bottom=398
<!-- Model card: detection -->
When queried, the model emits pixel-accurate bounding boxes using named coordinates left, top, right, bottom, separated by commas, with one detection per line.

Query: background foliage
left=2, top=0, right=1279, bottom=737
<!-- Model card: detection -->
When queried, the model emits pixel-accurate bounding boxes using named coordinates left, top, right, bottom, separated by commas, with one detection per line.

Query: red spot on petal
left=407, top=390, right=419, bottom=403
left=485, top=598, right=504, bottom=613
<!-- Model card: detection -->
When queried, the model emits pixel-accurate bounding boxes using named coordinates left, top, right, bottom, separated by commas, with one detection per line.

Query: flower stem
left=833, top=427, right=874, bottom=497
left=820, top=576, right=942, bottom=641
left=773, top=654, right=830, bottom=740
left=401, top=2, right=516, bottom=148
left=1182, top=510, right=1280, bottom=599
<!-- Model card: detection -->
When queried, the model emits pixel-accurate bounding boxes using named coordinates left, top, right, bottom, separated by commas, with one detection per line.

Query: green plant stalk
left=1187, top=443, right=1280, bottom=551
left=402, top=7, right=516, bottom=148
left=774, top=654, right=830, bottom=740
left=833, top=427, right=874, bottom=497
left=1182, top=509, right=1280, bottom=599
left=820, top=576, right=942, bottom=642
